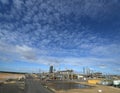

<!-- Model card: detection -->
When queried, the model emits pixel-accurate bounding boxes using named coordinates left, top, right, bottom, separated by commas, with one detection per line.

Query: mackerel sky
left=0, top=0, right=120, bottom=74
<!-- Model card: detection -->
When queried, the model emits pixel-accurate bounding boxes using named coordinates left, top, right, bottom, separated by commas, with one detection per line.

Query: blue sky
left=0, top=0, right=120, bottom=74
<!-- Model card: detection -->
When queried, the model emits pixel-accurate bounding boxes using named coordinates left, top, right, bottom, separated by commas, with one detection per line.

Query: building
left=57, top=70, right=74, bottom=80
left=92, top=72, right=103, bottom=78
left=49, top=65, right=53, bottom=73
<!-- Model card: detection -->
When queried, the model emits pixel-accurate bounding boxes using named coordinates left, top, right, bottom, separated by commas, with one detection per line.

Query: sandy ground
left=0, top=73, right=26, bottom=93
left=54, top=82, right=120, bottom=93
left=0, top=73, right=24, bottom=81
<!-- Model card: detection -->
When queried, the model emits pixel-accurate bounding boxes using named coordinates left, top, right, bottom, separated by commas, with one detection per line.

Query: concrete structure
left=57, top=70, right=74, bottom=80
left=77, top=74, right=84, bottom=80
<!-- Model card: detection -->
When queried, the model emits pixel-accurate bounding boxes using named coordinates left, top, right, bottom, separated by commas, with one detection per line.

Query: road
left=25, top=75, right=53, bottom=93
left=0, top=75, right=53, bottom=93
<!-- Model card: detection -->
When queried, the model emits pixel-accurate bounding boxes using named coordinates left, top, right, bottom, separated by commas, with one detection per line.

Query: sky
left=0, top=0, right=120, bottom=75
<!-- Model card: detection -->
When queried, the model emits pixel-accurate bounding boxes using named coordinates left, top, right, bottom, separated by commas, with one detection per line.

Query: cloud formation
left=0, top=0, right=120, bottom=74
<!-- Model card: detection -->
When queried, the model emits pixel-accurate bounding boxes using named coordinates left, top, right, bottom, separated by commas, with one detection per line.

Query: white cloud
left=13, top=0, right=23, bottom=9
left=0, top=41, right=120, bottom=74
left=0, top=0, right=119, bottom=49
left=16, top=45, right=33, bottom=52
left=0, top=0, right=120, bottom=74
left=99, top=64, right=106, bottom=69
left=15, top=45, right=37, bottom=61
left=91, top=44, right=120, bottom=57
left=0, top=42, right=38, bottom=61
left=0, top=0, right=9, bottom=4
left=61, top=57, right=116, bottom=66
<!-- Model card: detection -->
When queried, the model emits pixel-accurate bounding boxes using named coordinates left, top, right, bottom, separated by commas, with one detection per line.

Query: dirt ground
left=0, top=73, right=24, bottom=81
left=53, top=82, right=120, bottom=93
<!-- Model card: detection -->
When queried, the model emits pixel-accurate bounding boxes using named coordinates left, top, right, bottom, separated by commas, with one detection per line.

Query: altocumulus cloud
left=0, top=0, right=120, bottom=74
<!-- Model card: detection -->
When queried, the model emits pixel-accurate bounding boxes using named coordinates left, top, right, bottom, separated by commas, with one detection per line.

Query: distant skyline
left=0, top=0, right=120, bottom=75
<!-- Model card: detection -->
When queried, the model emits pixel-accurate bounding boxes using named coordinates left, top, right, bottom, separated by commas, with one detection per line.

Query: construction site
left=0, top=66, right=120, bottom=93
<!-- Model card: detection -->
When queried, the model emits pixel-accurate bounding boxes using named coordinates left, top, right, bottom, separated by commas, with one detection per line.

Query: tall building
left=83, top=67, right=85, bottom=74
left=49, top=65, right=53, bottom=73
left=83, top=67, right=90, bottom=75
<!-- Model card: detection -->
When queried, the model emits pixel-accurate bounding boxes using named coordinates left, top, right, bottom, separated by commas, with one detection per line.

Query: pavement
left=0, top=74, right=53, bottom=93
left=25, top=74, right=53, bottom=93
left=25, top=79, right=53, bottom=93
left=0, top=82, right=21, bottom=93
